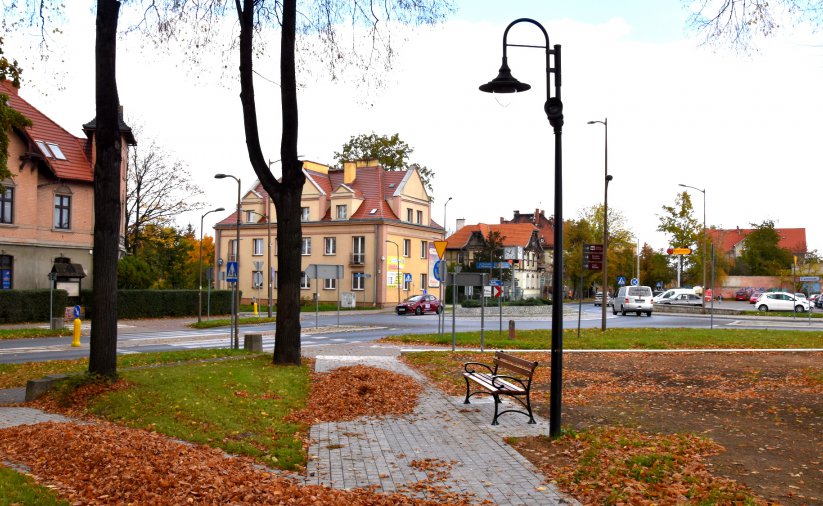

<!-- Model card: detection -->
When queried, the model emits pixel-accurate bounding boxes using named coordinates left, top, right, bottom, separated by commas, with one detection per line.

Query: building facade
left=0, top=81, right=134, bottom=291
left=213, top=160, right=443, bottom=307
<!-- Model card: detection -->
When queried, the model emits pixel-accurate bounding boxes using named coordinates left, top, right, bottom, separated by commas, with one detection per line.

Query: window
left=47, top=143, right=66, bottom=160
left=300, top=207, right=310, bottom=221
left=407, top=208, right=413, bottom=222
left=301, top=237, right=311, bottom=255
left=53, top=194, right=71, bottom=229
left=228, top=239, right=238, bottom=260
left=324, top=237, right=336, bottom=255
left=352, top=272, right=365, bottom=290
left=420, top=273, right=427, bottom=289
left=420, top=240, right=427, bottom=259
left=253, top=238, right=264, bottom=256
left=246, top=210, right=256, bottom=223
left=36, top=140, right=53, bottom=158
left=417, top=210, right=423, bottom=224
left=0, top=255, right=12, bottom=289
left=336, top=205, right=347, bottom=219
left=403, top=274, right=411, bottom=291
left=352, top=236, right=365, bottom=264
left=300, top=271, right=311, bottom=289
left=324, top=278, right=337, bottom=290
left=0, top=187, right=12, bottom=224
left=403, top=239, right=411, bottom=257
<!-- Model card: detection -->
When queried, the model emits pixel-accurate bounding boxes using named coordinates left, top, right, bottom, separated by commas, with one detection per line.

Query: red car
left=749, top=291, right=764, bottom=304
left=735, top=288, right=753, bottom=301
left=396, top=294, right=443, bottom=315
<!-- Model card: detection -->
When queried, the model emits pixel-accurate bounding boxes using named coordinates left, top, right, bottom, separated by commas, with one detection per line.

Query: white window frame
left=420, top=273, right=427, bottom=289
left=301, top=237, right=311, bottom=255
left=416, top=210, right=423, bottom=224
left=324, top=278, right=337, bottom=290
left=253, top=238, right=264, bottom=256
left=352, top=272, right=365, bottom=291
left=324, top=237, right=336, bottom=255
left=246, top=210, right=256, bottom=223
left=0, top=186, right=13, bottom=224
left=300, top=207, right=310, bottom=222
left=352, top=236, right=365, bottom=264
left=300, top=272, right=311, bottom=289
left=336, top=205, right=347, bottom=220
left=420, top=240, right=427, bottom=259
left=403, top=239, right=411, bottom=257
left=406, top=208, right=413, bottom=222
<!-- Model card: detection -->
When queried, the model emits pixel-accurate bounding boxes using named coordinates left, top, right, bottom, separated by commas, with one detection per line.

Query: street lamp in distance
left=678, top=183, right=707, bottom=308
left=214, top=173, right=241, bottom=349
left=587, top=118, right=610, bottom=332
left=199, top=207, right=225, bottom=323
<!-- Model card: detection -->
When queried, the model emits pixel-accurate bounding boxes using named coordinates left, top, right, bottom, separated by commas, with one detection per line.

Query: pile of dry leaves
left=287, top=365, right=421, bottom=424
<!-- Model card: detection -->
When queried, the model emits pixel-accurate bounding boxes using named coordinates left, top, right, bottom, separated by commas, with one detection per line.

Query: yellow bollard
left=253, top=302, right=259, bottom=317
left=72, top=318, right=81, bottom=347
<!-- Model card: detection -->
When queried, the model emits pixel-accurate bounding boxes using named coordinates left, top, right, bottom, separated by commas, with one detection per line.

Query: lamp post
left=679, top=183, right=706, bottom=308
left=199, top=207, right=225, bottom=323
left=441, top=197, right=452, bottom=332
left=587, top=118, right=610, bottom=331
left=386, top=240, right=400, bottom=304
left=479, top=18, right=564, bottom=437
left=215, top=173, right=241, bottom=349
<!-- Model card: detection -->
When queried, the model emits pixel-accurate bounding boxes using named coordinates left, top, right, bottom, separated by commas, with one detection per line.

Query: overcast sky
left=6, top=0, right=823, bottom=253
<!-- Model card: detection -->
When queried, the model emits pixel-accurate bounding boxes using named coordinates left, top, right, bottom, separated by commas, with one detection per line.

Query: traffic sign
left=433, top=240, right=448, bottom=259
left=252, top=271, right=263, bottom=288
left=583, top=243, right=604, bottom=271
left=404, top=273, right=413, bottom=283
left=490, top=279, right=502, bottom=286
left=799, top=276, right=820, bottom=282
left=73, top=305, right=81, bottom=318
left=666, top=247, right=692, bottom=255
left=353, top=273, right=372, bottom=278
left=630, top=278, right=639, bottom=286
left=226, top=261, right=238, bottom=282
left=492, top=285, right=502, bottom=298
left=617, top=276, right=626, bottom=286
left=433, top=260, right=446, bottom=282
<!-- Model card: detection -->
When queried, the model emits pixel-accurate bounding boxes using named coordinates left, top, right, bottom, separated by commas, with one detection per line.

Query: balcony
left=350, top=253, right=365, bottom=266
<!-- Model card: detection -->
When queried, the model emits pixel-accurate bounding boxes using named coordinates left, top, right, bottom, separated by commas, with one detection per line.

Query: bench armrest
left=464, top=362, right=494, bottom=375
left=492, top=374, right=529, bottom=390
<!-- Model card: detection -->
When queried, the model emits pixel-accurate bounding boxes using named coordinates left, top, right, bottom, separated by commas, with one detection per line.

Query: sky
left=5, top=0, right=823, bottom=253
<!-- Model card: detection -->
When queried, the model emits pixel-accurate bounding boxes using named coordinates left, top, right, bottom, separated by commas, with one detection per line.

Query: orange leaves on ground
left=0, top=421, right=449, bottom=505
left=287, top=365, right=421, bottom=425
left=512, top=426, right=765, bottom=506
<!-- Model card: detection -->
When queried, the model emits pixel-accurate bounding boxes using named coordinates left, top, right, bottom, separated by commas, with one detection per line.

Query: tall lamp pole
left=479, top=18, right=564, bottom=437
left=679, top=183, right=706, bottom=308
left=199, top=207, right=225, bottom=323
left=442, top=197, right=452, bottom=331
left=386, top=240, right=400, bottom=304
left=215, top=173, right=241, bottom=349
left=587, top=118, right=611, bottom=331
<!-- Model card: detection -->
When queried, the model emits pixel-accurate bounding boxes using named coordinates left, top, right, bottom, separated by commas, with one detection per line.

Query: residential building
left=444, top=222, right=545, bottom=299
left=0, top=80, right=135, bottom=291
left=500, top=208, right=555, bottom=296
left=213, top=160, right=443, bottom=307
left=708, top=226, right=807, bottom=262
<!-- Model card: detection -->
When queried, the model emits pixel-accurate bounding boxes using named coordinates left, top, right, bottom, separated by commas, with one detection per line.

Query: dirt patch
left=548, top=352, right=822, bottom=505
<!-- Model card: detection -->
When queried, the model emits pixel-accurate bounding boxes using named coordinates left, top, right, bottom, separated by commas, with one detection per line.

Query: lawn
left=382, top=326, right=823, bottom=349
left=0, top=465, right=68, bottom=506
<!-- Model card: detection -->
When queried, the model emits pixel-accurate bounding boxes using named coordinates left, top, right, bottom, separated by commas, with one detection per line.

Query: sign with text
left=583, top=243, right=604, bottom=271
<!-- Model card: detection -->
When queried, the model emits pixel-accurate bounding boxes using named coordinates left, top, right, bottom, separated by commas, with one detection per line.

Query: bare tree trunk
left=236, top=0, right=303, bottom=365
left=89, top=0, right=122, bottom=379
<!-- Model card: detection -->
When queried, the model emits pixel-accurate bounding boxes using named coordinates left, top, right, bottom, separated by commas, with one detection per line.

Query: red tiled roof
left=502, top=209, right=555, bottom=248
left=708, top=227, right=807, bottom=254
left=2, top=80, right=93, bottom=182
left=446, top=223, right=538, bottom=249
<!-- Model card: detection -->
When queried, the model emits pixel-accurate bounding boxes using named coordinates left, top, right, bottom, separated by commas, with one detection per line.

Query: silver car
left=613, top=285, right=654, bottom=316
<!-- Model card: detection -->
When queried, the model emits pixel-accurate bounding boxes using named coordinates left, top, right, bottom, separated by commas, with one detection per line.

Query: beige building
left=0, top=80, right=134, bottom=291
left=213, top=160, right=443, bottom=307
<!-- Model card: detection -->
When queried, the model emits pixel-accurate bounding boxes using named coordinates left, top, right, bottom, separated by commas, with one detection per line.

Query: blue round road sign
left=433, top=260, right=446, bottom=282
left=73, top=305, right=81, bottom=318
left=630, top=278, right=639, bottom=286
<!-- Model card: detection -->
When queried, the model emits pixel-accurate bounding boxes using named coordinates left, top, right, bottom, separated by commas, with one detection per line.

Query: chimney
left=500, top=217, right=505, bottom=224
left=343, top=161, right=356, bottom=184
left=456, top=218, right=465, bottom=231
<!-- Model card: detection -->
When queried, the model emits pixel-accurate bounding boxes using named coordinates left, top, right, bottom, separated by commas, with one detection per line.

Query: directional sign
left=433, top=240, right=448, bottom=259
left=490, top=279, right=502, bottom=286
left=226, top=261, right=238, bottom=282
left=433, top=260, right=446, bottom=282
left=73, top=305, right=81, bottom=318
left=617, top=276, right=626, bottom=286
left=799, top=276, right=820, bottom=282
left=630, top=278, right=639, bottom=286
left=666, top=247, right=692, bottom=255
left=583, top=243, right=604, bottom=271
left=492, top=285, right=502, bottom=298
left=353, top=273, right=372, bottom=278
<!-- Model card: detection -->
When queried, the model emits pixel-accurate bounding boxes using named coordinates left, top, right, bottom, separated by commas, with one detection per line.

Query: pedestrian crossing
left=165, top=333, right=350, bottom=351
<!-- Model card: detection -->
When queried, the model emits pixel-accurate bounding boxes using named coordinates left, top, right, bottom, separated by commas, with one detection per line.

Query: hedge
left=78, top=289, right=236, bottom=319
left=0, top=289, right=69, bottom=323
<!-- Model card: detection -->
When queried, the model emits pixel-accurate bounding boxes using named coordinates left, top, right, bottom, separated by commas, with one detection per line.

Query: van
left=653, top=288, right=696, bottom=304
left=613, top=285, right=654, bottom=316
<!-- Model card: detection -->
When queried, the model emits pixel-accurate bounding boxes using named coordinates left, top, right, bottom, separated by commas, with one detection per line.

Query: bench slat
left=464, top=372, right=525, bottom=393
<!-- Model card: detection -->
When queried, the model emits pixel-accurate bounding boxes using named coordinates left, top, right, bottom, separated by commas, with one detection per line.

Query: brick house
left=708, top=227, right=807, bottom=262
left=0, top=80, right=135, bottom=291
left=213, top=160, right=444, bottom=307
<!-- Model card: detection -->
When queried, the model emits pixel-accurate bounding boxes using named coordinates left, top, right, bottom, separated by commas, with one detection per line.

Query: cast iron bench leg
left=491, top=393, right=500, bottom=425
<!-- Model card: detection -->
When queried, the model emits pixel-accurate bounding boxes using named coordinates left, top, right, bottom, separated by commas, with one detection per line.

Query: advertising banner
left=428, top=247, right=440, bottom=288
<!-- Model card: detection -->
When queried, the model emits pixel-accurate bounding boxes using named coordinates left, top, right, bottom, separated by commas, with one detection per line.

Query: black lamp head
left=479, top=57, right=531, bottom=94
left=545, top=97, right=564, bottom=128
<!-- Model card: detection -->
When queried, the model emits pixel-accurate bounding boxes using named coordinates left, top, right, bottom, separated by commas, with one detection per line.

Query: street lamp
left=386, top=240, right=401, bottom=304
left=441, top=197, right=452, bottom=332
left=199, top=207, right=225, bottom=323
left=679, top=183, right=706, bottom=308
left=247, top=209, right=272, bottom=317
left=587, top=118, right=610, bottom=332
left=479, top=18, right=564, bottom=437
left=215, top=173, right=241, bottom=349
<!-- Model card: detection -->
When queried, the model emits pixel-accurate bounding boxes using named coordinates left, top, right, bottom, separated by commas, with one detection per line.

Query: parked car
left=593, top=292, right=612, bottom=307
left=809, top=293, right=820, bottom=306
left=749, top=291, right=764, bottom=304
left=396, top=294, right=443, bottom=315
left=656, top=293, right=703, bottom=306
left=734, top=288, right=753, bottom=301
left=653, top=288, right=695, bottom=304
left=816, top=296, right=823, bottom=309
left=755, top=292, right=810, bottom=313
left=613, top=285, right=654, bottom=316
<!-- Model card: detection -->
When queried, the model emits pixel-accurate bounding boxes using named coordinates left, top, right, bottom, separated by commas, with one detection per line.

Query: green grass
left=87, top=355, right=310, bottom=470
left=0, top=348, right=253, bottom=389
left=0, top=466, right=68, bottom=505
left=0, top=327, right=73, bottom=340
left=740, top=309, right=823, bottom=318
left=189, top=316, right=277, bottom=329
left=383, top=327, right=823, bottom=350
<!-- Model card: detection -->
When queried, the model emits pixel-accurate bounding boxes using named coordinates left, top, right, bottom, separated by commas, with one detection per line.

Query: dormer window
left=35, top=140, right=67, bottom=160
left=336, top=204, right=347, bottom=220
left=300, top=207, right=310, bottom=222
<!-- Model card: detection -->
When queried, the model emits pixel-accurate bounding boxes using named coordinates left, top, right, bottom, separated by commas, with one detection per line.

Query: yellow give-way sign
left=433, top=240, right=448, bottom=259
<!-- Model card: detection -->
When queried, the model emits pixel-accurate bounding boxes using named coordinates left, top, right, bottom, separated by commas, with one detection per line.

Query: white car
left=593, top=292, right=612, bottom=307
left=755, top=292, right=810, bottom=313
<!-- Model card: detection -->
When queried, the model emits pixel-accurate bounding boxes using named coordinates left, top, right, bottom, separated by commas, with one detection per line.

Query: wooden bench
left=463, top=351, right=539, bottom=425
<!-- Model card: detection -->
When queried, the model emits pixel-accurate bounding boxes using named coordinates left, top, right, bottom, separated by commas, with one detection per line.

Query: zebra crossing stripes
left=166, top=333, right=348, bottom=350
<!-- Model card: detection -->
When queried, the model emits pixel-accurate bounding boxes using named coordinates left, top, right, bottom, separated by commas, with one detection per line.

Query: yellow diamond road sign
left=434, top=240, right=448, bottom=259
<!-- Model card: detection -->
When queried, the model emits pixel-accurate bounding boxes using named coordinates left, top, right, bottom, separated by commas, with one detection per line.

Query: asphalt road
left=1, top=302, right=822, bottom=364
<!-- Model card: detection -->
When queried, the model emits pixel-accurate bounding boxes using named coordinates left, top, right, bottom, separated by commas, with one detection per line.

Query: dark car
left=396, top=294, right=443, bottom=315
left=734, top=288, right=753, bottom=301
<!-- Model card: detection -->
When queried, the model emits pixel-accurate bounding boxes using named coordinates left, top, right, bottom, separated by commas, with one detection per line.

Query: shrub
left=0, top=289, right=69, bottom=323
left=80, top=289, right=235, bottom=319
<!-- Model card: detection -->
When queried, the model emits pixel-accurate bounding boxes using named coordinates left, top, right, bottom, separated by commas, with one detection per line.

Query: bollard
left=253, top=302, right=259, bottom=317
left=72, top=318, right=81, bottom=347
left=508, top=319, right=516, bottom=340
